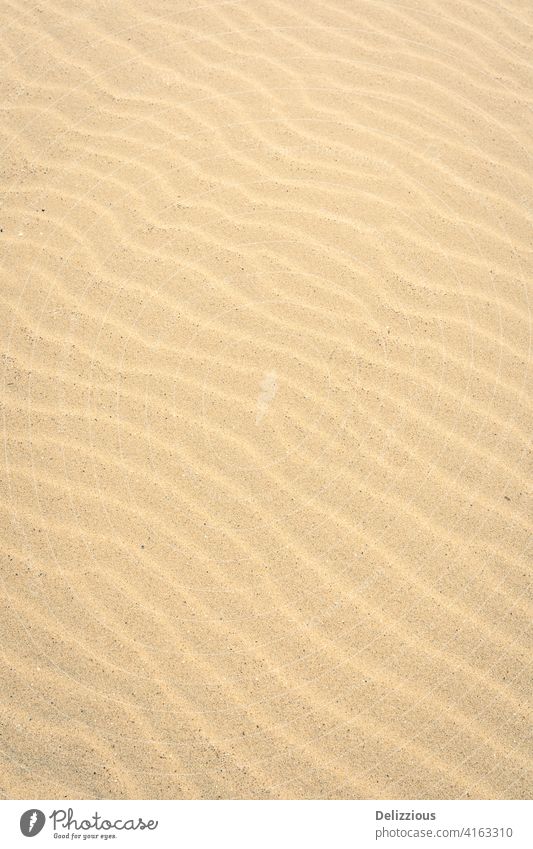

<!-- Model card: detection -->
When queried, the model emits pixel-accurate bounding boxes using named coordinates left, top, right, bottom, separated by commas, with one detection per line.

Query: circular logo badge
left=20, top=810, right=46, bottom=837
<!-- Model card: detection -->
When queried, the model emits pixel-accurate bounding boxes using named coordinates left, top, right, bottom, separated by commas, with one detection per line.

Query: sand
left=0, top=0, right=531, bottom=800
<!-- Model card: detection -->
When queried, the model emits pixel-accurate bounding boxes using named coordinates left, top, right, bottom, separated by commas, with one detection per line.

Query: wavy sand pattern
left=0, top=0, right=531, bottom=800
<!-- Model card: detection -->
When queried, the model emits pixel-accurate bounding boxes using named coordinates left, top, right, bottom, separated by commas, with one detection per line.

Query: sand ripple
left=0, top=0, right=531, bottom=799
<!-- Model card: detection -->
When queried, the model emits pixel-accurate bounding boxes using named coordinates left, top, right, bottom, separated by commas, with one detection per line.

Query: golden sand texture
left=0, top=0, right=531, bottom=800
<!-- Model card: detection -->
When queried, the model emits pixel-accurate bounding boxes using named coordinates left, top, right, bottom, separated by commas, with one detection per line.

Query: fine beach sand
left=0, top=0, right=531, bottom=800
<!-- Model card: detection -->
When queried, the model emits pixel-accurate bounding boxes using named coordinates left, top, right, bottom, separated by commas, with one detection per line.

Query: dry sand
left=0, top=0, right=531, bottom=800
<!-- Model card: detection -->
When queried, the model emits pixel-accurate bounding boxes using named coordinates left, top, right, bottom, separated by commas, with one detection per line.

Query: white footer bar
left=1, top=799, right=531, bottom=848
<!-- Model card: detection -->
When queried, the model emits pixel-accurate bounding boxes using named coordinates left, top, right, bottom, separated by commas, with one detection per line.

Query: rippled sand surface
left=1, top=0, right=531, bottom=799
